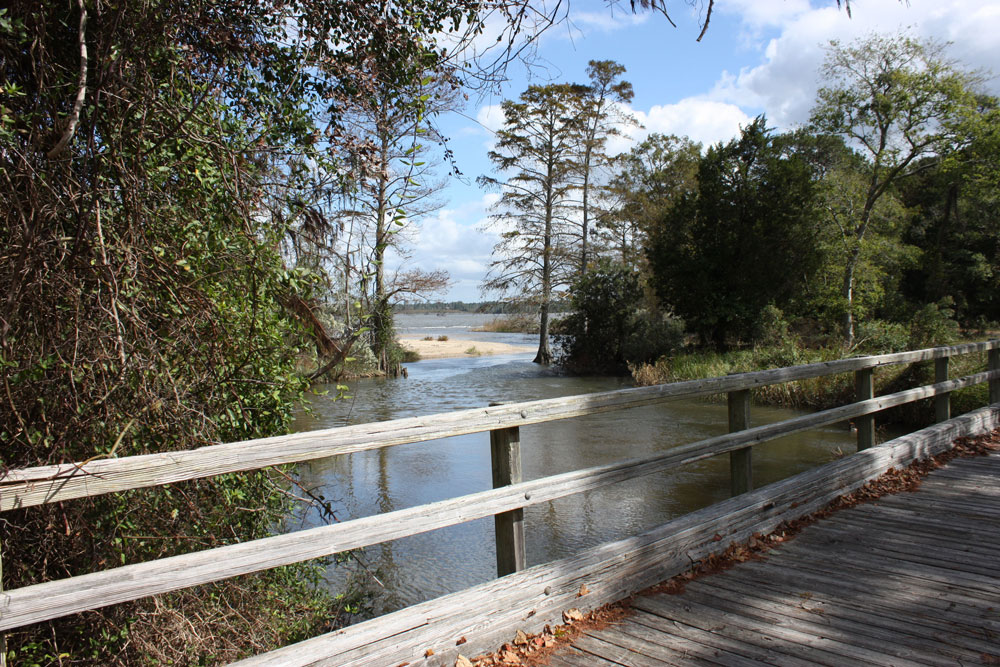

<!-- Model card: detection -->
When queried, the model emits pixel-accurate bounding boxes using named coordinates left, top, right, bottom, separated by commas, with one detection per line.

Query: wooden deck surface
left=547, top=452, right=1000, bottom=667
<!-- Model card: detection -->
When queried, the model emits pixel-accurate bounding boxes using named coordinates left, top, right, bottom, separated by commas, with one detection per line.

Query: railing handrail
left=1, top=366, right=998, bottom=631
left=3, top=339, right=999, bottom=512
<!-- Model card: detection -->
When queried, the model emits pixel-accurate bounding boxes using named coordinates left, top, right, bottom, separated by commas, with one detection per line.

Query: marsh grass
left=630, top=343, right=993, bottom=426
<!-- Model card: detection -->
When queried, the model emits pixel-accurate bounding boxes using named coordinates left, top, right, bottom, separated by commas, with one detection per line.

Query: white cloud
left=626, top=98, right=753, bottom=150
left=709, top=0, right=1000, bottom=129
left=387, top=195, right=501, bottom=301
left=476, top=104, right=506, bottom=135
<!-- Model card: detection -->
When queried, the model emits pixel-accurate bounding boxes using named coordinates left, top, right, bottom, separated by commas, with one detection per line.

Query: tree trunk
left=842, top=247, right=859, bottom=348
left=534, top=301, right=551, bottom=364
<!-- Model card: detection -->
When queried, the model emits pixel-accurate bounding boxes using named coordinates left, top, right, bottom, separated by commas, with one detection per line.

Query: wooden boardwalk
left=547, top=452, right=1000, bottom=667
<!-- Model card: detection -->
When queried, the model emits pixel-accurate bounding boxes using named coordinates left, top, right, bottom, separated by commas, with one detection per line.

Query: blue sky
left=391, top=0, right=1000, bottom=302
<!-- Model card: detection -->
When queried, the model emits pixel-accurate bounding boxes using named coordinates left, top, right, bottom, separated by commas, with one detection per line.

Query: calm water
left=289, top=313, right=856, bottom=618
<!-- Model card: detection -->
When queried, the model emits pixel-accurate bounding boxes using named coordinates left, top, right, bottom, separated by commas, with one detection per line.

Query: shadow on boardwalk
left=536, top=442, right=1000, bottom=666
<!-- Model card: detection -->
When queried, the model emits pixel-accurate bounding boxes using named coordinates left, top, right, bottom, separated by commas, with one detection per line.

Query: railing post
left=489, top=409, right=525, bottom=577
left=1, top=536, right=5, bottom=667
left=855, top=367, right=875, bottom=451
left=728, top=389, right=752, bottom=496
left=990, top=348, right=1000, bottom=405
left=935, top=356, right=951, bottom=422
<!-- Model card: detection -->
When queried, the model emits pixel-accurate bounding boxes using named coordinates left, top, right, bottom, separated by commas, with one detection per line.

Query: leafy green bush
left=854, top=319, right=910, bottom=353
left=908, top=297, right=960, bottom=348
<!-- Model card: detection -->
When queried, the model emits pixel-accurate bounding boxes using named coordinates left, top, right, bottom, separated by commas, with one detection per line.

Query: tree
left=479, top=84, right=581, bottom=364
left=327, top=68, right=457, bottom=374
left=646, top=118, right=822, bottom=348
left=0, top=0, right=557, bottom=659
left=568, top=60, right=636, bottom=275
left=599, top=133, right=701, bottom=270
left=809, top=32, right=980, bottom=346
left=899, top=97, right=1000, bottom=324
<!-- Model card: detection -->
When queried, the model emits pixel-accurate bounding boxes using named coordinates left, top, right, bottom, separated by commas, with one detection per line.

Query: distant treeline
left=394, top=300, right=571, bottom=314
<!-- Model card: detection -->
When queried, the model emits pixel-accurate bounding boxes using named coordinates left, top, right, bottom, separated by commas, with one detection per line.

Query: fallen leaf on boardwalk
left=500, top=649, right=521, bottom=664
left=563, top=608, right=584, bottom=622
left=533, top=637, right=544, bottom=647
left=513, top=629, right=529, bottom=645
left=456, top=636, right=467, bottom=646
left=712, top=533, right=723, bottom=541
left=424, top=649, right=434, bottom=657
left=578, top=584, right=589, bottom=596
left=455, top=657, right=474, bottom=667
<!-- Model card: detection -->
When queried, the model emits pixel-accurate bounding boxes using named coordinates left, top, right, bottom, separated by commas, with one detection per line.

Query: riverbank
left=397, top=337, right=536, bottom=360
left=629, top=341, right=990, bottom=425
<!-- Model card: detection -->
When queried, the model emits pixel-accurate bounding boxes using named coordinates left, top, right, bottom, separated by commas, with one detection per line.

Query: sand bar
left=398, top=337, right=535, bottom=360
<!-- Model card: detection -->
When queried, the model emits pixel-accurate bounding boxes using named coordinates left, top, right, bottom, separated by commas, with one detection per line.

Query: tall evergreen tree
left=479, top=84, right=581, bottom=364
left=647, top=118, right=822, bottom=347
left=569, top=60, right=636, bottom=275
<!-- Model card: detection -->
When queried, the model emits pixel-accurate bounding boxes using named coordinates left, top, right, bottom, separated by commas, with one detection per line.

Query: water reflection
left=290, top=351, right=856, bottom=618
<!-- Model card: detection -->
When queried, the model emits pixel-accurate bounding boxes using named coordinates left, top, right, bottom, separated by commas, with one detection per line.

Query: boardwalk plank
left=798, top=522, right=1000, bottom=578
left=666, top=586, right=933, bottom=667
left=847, top=501, right=1000, bottom=537
left=634, top=594, right=890, bottom=666
left=829, top=510, right=999, bottom=555
left=821, top=513, right=998, bottom=558
left=586, top=624, right=728, bottom=667
left=876, top=491, right=1000, bottom=517
left=763, top=547, right=1000, bottom=613
left=769, top=541, right=1000, bottom=599
left=694, top=572, right=987, bottom=664
left=626, top=610, right=819, bottom=667
left=714, top=567, right=1000, bottom=656
left=571, top=633, right=673, bottom=666
left=546, top=649, right=622, bottom=666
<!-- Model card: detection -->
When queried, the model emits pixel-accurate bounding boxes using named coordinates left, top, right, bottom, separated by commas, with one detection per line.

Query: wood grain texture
left=546, top=446, right=1000, bottom=667
left=727, top=389, right=751, bottom=496
left=855, top=367, right=874, bottom=451
left=3, top=342, right=997, bottom=511
left=3, top=387, right=996, bottom=634
left=227, top=405, right=1000, bottom=666
left=490, top=425, right=525, bottom=577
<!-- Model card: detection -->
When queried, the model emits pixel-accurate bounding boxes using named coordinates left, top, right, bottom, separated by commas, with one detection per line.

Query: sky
left=389, top=0, right=1000, bottom=303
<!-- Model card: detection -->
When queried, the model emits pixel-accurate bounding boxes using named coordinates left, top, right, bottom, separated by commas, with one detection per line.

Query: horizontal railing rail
left=1, top=340, right=998, bottom=645
left=3, top=340, right=999, bottom=512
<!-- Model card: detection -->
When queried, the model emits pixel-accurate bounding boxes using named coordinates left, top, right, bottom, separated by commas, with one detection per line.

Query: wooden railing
left=1, top=341, right=999, bottom=662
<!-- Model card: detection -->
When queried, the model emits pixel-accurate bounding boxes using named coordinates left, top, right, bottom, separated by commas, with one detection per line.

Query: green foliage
left=809, top=31, right=981, bottom=345
left=0, top=0, right=517, bottom=661
left=853, top=320, right=911, bottom=354
left=899, top=99, right=1000, bottom=325
left=600, top=133, right=701, bottom=270
left=908, top=298, right=960, bottom=349
left=557, top=261, right=684, bottom=372
left=646, top=117, right=822, bottom=348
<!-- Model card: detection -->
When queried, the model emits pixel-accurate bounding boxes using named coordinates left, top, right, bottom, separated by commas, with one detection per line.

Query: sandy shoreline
left=398, top=337, right=535, bottom=360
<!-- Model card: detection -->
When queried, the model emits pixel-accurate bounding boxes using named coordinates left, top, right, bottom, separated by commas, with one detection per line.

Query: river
left=289, top=313, right=856, bottom=619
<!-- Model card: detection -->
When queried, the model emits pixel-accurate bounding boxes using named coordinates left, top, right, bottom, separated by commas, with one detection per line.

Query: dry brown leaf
left=578, top=584, right=589, bottom=596
left=424, top=648, right=434, bottom=657
left=563, top=608, right=584, bottom=623
left=500, top=649, right=521, bottom=664
left=456, top=636, right=467, bottom=646
left=455, top=656, right=474, bottom=667
left=513, top=629, right=529, bottom=645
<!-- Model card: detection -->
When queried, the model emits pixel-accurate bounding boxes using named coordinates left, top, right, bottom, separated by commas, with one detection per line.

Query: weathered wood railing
left=1, top=340, right=999, bottom=664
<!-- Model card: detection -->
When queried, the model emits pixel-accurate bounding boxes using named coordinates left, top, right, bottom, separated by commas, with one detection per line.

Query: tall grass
left=630, top=343, right=993, bottom=426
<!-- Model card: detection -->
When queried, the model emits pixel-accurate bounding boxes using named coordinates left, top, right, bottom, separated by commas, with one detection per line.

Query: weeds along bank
left=629, top=338, right=993, bottom=430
